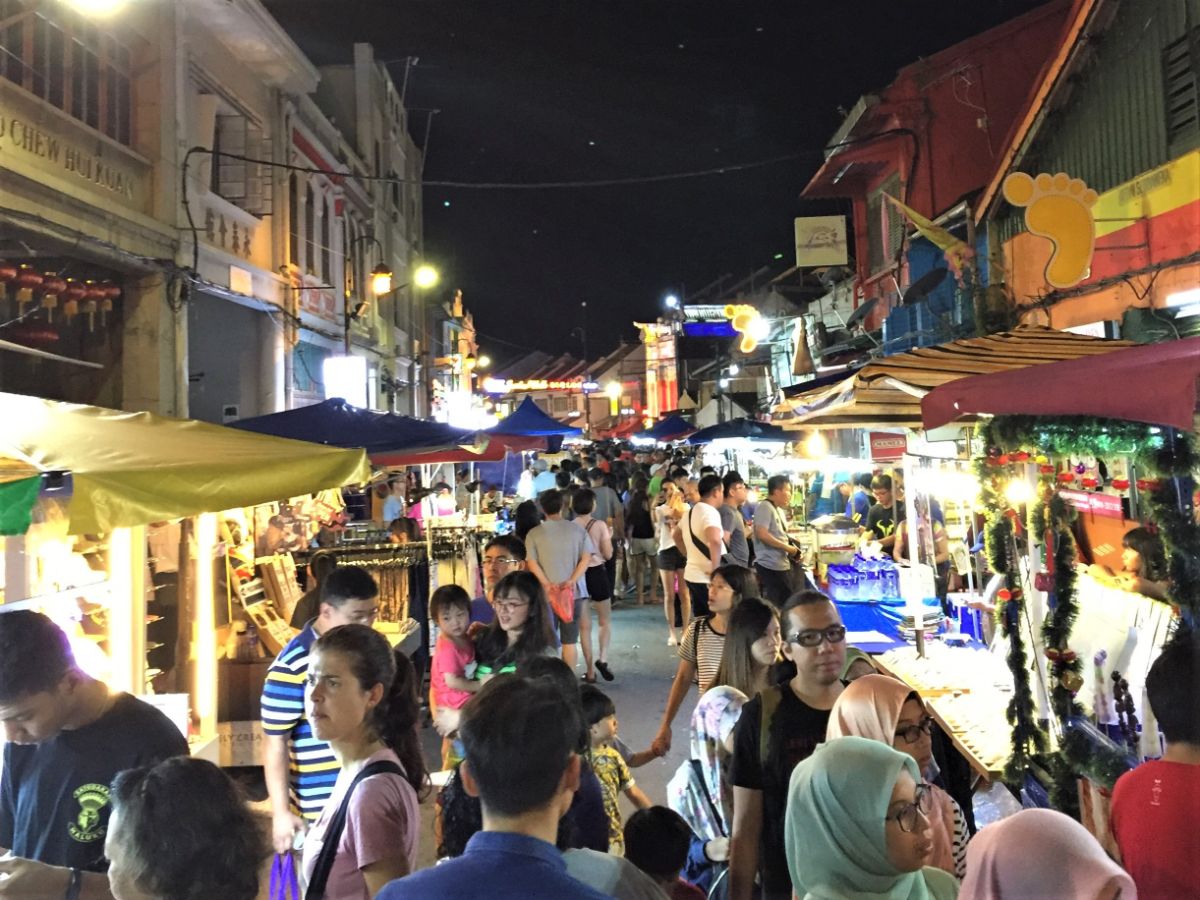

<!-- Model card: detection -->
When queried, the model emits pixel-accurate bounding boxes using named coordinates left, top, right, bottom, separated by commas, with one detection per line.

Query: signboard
left=1059, top=489, right=1124, bottom=520
left=482, top=378, right=599, bottom=394
left=795, top=215, right=848, bottom=267
left=869, top=431, right=906, bottom=462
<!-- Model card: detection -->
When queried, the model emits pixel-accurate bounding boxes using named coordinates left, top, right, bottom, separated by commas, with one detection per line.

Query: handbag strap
left=689, top=758, right=727, bottom=838
left=305, top=760, right=405, bottom=899
left=688, top=506, right=711, bottom=560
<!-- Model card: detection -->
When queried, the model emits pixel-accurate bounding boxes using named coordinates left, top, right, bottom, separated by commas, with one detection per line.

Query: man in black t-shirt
left=728, top=592, right=846, bottom=900
left=866, top=473, right=906, bottom=558
left=0, top=610, right=187, bottom=898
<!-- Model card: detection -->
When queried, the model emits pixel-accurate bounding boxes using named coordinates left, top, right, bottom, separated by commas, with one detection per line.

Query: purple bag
left=270, top=853, right=301, bottom=900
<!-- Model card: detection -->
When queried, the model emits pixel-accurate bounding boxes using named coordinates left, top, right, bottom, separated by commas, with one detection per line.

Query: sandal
left=581, top=673, right=597, bottom=684
left=595, top=661, right=614, bottom=682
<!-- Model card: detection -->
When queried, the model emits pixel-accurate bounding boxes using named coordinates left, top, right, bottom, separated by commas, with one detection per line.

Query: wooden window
left=0, top=1, right=133, bottom=145
left=304, top=182, right=316, bottom=275
left=867, top=173, right=903, bottom=275
left=320, top=196, right=332, bottom=280
left=288, top=174, right=299, bottom=267
left=1164, top=28, right=1200, bottom=152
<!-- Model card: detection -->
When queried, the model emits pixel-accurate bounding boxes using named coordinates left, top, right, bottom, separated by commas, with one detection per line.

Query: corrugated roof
left=774, top=325, right=1135, bottom=429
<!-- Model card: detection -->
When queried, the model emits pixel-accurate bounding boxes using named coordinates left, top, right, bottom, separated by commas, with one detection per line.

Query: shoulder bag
left=305, top=760, right=405, bottom=899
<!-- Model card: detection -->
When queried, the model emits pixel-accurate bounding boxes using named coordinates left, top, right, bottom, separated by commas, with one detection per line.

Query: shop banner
left=1060, top=489, right=1123, bottom=520
left=869, top=432, right=906, bottom=462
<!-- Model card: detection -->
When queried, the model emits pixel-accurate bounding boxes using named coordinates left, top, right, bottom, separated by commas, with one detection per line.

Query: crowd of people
left=0, top=446, right=1194, bottom=899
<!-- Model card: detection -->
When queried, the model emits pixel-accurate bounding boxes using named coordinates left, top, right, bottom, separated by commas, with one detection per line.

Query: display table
left=874, top=642, right=1013, bottom=782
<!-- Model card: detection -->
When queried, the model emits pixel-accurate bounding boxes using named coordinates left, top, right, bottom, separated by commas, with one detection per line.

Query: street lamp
left=413, top=264, right=440, bottom=289
left=370, top=263, right=393, bottom=297
left=664, top=294, right=680, bottom=309
left=64, top=0, right=128, bottom=15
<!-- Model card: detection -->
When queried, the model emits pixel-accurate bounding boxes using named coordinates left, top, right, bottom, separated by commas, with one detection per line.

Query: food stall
left=0, top=392, right=369, bottom=765
left=773, top=326, right=1151, bottom=790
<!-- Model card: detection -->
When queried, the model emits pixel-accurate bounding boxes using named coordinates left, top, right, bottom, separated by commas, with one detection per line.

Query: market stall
left=920, top=338, right=1200, bottom=818
left=632, top=413, right=695, bottom=443
left=0, top=392, right=369, bottom=763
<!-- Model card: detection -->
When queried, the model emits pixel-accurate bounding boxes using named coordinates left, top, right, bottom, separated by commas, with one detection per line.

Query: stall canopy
left=634, top=414, right=695, bottom=442
left=485, top=397, right=582, bottom=452
left=775, top=326, right=1136, bottom=430
left=922, top=335, right=1200, bottom=432
left=0, top=392, right=370, bottom=534
left=687, top=417, right=790, bottom=445
left=231, top=398, right=484, bottom=457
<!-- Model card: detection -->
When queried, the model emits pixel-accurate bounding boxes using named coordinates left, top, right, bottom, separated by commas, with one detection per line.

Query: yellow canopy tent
left=773, top=326, right=1136, bottom=430
left=0, top=392, right=370, bottom=534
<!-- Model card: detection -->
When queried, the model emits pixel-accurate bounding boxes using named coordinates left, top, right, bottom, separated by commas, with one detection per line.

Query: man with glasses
left=261, top=565, right=379, bottom=855
left=471, top=535, right=527, bottom=625
left=728, top=590, right=846, bottom=900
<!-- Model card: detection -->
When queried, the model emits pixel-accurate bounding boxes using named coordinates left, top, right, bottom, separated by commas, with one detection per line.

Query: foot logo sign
left=1002, top=171, right=1098, bottom=289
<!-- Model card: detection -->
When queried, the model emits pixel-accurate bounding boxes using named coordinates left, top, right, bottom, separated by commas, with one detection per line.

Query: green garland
left=978, top=415, right=1199, bottom=817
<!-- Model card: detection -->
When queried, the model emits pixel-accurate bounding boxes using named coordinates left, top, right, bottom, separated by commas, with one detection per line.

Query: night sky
left=265, top=0, right=1048, bottom=360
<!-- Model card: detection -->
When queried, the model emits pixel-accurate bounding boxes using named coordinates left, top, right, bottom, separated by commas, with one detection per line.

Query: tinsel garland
left=978, top=415, right=1199, bottom=817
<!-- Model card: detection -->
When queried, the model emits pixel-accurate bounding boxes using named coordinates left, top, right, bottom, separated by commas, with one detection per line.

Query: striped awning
left=774, top=326, right=1136, bottom=430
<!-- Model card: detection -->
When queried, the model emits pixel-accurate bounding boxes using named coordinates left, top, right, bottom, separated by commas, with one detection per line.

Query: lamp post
left=344, top=235, right=393, bottom=355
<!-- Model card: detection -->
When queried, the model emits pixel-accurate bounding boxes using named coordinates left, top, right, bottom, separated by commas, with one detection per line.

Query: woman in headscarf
left=667, top=685, right=747, bottom=896
left=958, top=808, right=1134, bottom=899
left=826, top=674, right=967, bottom=878
left=841, top=646, right=878, bottom=681
left=785, top=736, right=959, bottom=900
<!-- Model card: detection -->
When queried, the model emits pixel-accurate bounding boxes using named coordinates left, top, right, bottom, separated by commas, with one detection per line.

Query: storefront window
left=0, top=2, right=134, bottom=146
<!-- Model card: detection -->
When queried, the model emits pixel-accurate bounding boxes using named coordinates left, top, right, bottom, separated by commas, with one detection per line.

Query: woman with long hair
left=651, top=564, right=747, bottom=757
left=655, top=480, right=691, bottom=645
left=574, top=489, right=616, bottom=683
left=513, top=499, right=542, bottom=541
left=472, top=570, right=558, bottom=678
left=106, top=758, right=267, bottom=900
left=826, top=674, right=968, bottom=878
left=713, top=597, right=782, bottom=699
left=624, top=474, right=658, bottom=607
left=302, top=625, right=428, bottom=899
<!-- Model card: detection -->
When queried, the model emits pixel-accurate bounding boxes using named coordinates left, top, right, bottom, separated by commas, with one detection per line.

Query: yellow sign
left=1002, top=171, right=1098, bottom=289
left=482, top=377, right=599, bottom=394
left=724, top=303, right=768, bottom=354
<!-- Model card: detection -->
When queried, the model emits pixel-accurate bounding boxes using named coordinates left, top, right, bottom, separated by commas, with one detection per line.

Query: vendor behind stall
left=1087, top=525, right=1169, bottom=601
left=865, top=475, right=905, bottom=557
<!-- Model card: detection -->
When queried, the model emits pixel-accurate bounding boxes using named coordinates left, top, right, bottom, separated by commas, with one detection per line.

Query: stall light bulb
left=1005, top=479, right=1034, bottom=506
left=804, top=431, right=828, bottom=458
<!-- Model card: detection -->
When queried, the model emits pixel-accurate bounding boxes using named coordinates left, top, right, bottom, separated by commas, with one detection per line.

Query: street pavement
left=416, top=592, right=692, bottom=868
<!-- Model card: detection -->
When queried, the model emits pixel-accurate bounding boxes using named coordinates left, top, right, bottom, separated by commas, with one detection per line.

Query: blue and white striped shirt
left=260, top=622, right=340, bottom=821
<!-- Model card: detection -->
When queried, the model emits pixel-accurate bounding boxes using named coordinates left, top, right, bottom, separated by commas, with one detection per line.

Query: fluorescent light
left=323, top=355, right=368, bottom=408
left=1166, top=288, right=1200, bottom=308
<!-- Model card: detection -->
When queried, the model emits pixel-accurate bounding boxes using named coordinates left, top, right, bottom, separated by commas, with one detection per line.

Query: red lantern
left=1039, top=464, right=1056, bottom=476
left=1136, top=478, right=1160, bottom=492
left=0, top=263, right=17, bottom=300
left=1081, top=476, right=1099, bottom=489
left=13, top=265, right=43, bottom=310
left=997, top=454, right=1010, bottom=466
left=6, top=322, right=59, bottom=346
left=1112, top=478, right=1130, bottom=491
left=997, top=589, right=1012, bottom=602
left=1057, top=472, right=1076, bottom=484
left=1014, top=451, right=1031, bottom=462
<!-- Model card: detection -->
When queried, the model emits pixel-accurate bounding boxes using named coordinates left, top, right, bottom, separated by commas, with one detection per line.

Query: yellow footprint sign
left=1002, top=171, right=1099, bottom=289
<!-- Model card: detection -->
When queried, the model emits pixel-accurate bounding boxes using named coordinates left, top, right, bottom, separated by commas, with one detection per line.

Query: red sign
left=1059, top=489, right=1124, bottom=520
left=869, top=432, right=906, bottom=461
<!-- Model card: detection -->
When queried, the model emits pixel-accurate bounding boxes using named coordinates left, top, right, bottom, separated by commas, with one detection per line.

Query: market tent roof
left=231, top=398, right=484, bottom=457
left=922, top=335, right=1200, bottom=432
left=774, top=326, right=1136, bottom=430
left=687, top=417, right=791, bottom=445
left=488, top=397, right=583, bottom=438
left=634, top=414, right=695, bottom=442
left=0, top=392, right=370, bottom=534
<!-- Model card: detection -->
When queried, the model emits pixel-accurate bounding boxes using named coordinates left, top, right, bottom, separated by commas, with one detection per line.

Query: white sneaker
left=667, top=634, right=677, bottom=646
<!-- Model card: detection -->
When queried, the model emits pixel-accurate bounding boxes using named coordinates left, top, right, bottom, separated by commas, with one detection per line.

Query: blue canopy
left=231, top=398, right=481, bottom=456
left=686, top=417, right=791, bottom=445
left=634, top=414, right=694, bottom=442
left=488, top=397, right=583, bottom=438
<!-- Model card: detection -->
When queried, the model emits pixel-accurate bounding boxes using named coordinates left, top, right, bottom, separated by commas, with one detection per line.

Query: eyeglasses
left=894, top=716, right=935, bottom=744
left=494, top=597, right=530, bottom=613
left=885, top=783, right=933, bottom=833
left=785, top=624, right=846, bottom=647
left=483, top=557, right=521, bottom=567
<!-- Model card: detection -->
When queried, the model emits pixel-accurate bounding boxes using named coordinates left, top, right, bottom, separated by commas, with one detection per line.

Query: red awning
left=921, top=336, right=1200, bottom=432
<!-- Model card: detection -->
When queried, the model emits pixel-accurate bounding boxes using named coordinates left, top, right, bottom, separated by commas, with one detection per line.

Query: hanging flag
left=883, top=194, right=974, bottom=276
left=0, top=476, right=40, bottom=536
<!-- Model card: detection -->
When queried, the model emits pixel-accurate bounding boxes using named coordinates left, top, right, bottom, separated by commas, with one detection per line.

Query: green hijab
left=785, top=736, right=959, bottom=900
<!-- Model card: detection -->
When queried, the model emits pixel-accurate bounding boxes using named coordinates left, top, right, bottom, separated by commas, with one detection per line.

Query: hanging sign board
left=1059, top=489, right=1124, bottom=520
left=869, top=432, right=906, bottom=462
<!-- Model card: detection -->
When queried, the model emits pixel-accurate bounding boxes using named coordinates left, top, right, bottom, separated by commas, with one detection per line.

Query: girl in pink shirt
left=302, top=625, right=429, bottom=899
left=429, top=585, right=481, bottom=768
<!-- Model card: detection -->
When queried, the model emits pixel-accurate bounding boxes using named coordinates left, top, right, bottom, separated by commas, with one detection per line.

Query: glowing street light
left=413, top=264, right=440, bottom=289
left=65, top=0, right=128, bottom=16
left=477, top=354, right=491, bottom=369
left=606, top=381, right=621, bottom=416
left=664, top=294, right=680, bottom=309
left=370, top=263, right=393, bottom=297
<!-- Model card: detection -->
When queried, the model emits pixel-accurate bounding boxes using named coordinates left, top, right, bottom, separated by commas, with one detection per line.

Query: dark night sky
left=264, top=0, right=1047, bottom=360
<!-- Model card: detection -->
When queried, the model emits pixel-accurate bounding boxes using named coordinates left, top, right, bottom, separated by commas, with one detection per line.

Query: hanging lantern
left=0, top=262, right=17, bottom=301
left=1038, top=464, right=1056, bottom=476
left=39, top=274, right=65, bottom=322
left=83, top=300, right=99, bottom=331
left=13, top=265, right=44, bottom=313
left=1057, top=472, right=1076, bottom=485
left=1111, top=478, right=1130, bottom=492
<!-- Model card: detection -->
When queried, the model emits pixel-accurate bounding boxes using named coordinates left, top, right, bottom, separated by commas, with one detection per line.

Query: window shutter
left=1164, top=28, right=1200, bottom=150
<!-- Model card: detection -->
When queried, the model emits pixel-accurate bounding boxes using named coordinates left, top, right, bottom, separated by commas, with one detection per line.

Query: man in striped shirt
left=261, top=565, right=380, bottom=854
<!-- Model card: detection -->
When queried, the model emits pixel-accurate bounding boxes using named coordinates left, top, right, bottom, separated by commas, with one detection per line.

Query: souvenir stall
left=0, top=392, right=369, bottom=766
left=921, top=336, right=1200, bottom=823
left=773, top=326, right=1146, bottom=786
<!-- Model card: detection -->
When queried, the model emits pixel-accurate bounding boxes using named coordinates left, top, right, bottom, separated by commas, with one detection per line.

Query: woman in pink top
left=302, top=624, right=429, bottom=899
left=826, top=673, right=968, bottom=878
